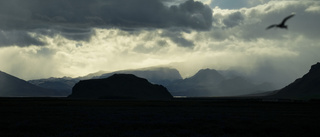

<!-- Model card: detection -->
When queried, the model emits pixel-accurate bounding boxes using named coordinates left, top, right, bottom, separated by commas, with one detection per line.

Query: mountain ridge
left=272, top=62, right=320, bottom=99
left=27, top=67, right=276, bottom=97
left=0, top=70, right=60, bottom=97
left=167, top=68, right=275, bottom=97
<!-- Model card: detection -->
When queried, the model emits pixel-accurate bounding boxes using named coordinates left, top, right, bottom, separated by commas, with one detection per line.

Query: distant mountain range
left=2, top=62, right=320, bottom=99
left=166, top=69, right=274, bottom=97
left=28, top=67, right=182, bottom=96
left=28, top=67, right=275, bottom=97
left=0, top=71, right=62, bottom=97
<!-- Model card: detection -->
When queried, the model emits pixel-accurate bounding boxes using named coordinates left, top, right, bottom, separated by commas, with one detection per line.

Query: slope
left=0, top=71, right=58, bottom=97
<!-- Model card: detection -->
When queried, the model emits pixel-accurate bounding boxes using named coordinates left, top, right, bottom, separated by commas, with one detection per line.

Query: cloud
left=158, top=1, right=320, bottom=87
left=211, top=0, right=247, bottom=9
left=198, top=1, right=320, bottom=88
left=306, top=5, right=320, bottom=13
left=0, top=30, right=45, bottom=47
left=210, top=0, right=269, bottom=9
left=1, top=0, right=320, bottom=91
left=0, top=46, right=62, bottom=80
left=210, top=1, right=320, bottom=41
left=161, top=30, right=195, bottom=47
left=222, top=11, right=244, bottom=28
left=0, top=0, right=213, bottom=47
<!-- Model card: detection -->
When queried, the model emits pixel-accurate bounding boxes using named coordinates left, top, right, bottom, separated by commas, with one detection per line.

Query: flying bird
left=266, top=14, right=295, bottom=30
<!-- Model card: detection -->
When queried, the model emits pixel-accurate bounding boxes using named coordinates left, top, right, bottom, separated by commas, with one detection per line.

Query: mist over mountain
left=0, top=71, right=60, bottom=97
left=69, top=74, right=173, bottom=100
left=167, top=68, right=275, bottom=97
left=272, top=62, right=320, bottom=99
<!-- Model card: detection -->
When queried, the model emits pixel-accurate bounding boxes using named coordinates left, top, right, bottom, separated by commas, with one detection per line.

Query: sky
left=0, top=0, right=319, bottom=88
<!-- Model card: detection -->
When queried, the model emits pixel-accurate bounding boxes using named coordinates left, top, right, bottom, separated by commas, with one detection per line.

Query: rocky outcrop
left=68, top=74, right=173, bottom=100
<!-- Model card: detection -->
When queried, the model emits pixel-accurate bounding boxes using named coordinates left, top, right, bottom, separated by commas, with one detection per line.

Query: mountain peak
left=310, top=62, right=320, bottom=73
left=190, top=68, right=225, bottom=82
left=197, top=68, right=218, bottom=74
left=300, top=62, right=320, bottom=81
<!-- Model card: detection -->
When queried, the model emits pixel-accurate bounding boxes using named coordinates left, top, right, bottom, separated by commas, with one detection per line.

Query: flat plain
left=0, top=97, right=319, bottom=137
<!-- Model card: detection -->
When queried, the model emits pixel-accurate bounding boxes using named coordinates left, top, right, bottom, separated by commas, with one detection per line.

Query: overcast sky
left=0, top=0, right=319, bottom=88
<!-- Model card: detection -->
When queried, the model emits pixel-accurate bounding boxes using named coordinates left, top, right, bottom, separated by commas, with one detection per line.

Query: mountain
left=167, top=68, right=275, bottom=97
left=167, top=69, right=225, bottom=96
left=272, top=62, right=320, bottom=99
left=28, top=77, right=79, bottom=96
left=29, top=67, right=182, bottom=96
left=0, top=71, right=59, bottom=97
left=69, top=74, right=173, bottom=100
left=78, top=70, right=109, bottom=80
left=28, top=67, right=275, bottom=97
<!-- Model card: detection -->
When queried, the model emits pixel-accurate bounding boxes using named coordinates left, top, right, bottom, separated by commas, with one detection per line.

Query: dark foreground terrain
left=1, top=98, right=320, bottom=137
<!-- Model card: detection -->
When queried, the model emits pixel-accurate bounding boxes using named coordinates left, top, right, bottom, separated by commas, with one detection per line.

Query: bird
left=266, top=14, right=295, bottom=30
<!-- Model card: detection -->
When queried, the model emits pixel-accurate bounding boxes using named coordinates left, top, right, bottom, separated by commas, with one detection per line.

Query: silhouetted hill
left=0, top=71, right=59, bottom=97
left=273, top=62, right=320, bottom=99
left=29, top=67, right=182, bottom=96
left=168, top=69, right=275, bottom=97
left=69, top=74, right=173, bottom=100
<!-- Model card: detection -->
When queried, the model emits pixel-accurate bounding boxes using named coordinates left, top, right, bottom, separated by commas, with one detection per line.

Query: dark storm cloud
left=211, top=0, right=248, bottom=9
left=161, top=31, right=194, bottom=47
left=222, top=11, right=244, bottom=28
left=0, top=0, right=213, bottom=47
left=0, top=30, right=45, bottom=47
left=210, top=0, right=268, bottom=9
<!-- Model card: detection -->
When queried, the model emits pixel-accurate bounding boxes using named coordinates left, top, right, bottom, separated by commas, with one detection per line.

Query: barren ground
left=0, top=97, right=319, bottom=137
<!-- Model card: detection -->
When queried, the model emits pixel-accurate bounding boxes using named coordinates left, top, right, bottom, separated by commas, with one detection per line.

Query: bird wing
left=266, top=24, right=277, bottom=30
left=280, top=14, right=295, bottom=25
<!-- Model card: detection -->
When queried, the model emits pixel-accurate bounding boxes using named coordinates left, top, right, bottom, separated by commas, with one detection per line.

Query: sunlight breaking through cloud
left=0, top=0, right=319, bottom=89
